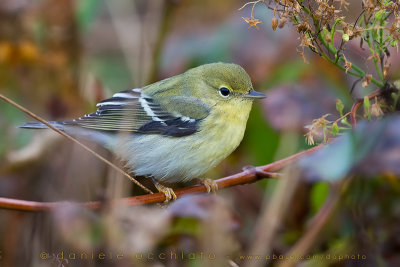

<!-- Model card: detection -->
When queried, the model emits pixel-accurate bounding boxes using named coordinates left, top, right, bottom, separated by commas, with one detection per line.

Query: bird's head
left=187, top=62, right=266, bottom=105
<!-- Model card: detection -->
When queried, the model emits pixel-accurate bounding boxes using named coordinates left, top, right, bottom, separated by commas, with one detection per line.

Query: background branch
left=0, top=144, right=324, bottom=211
left=278, top=183, right=342, bottom=267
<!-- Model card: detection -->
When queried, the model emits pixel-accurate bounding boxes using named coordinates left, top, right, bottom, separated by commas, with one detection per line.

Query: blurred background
left=0, top=0, right=400, bottom=266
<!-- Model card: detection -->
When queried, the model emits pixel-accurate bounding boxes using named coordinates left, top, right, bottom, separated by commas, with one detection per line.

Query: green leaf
left=322, top=27, right=330, bottom=36
left=169, top=218, right=200, bottom=236
left=384, top=0, right=393, bottom=7
left=341, top=117, right=351, bottom=127
left=363, top=96, right=371, bottom=119
left=336, top=99, right=344, bottom=116
left=310, top=183, right=330, bottom=214
left=331, top=122, right=339, bottom=135
left=374, top=10, right=385, bottom=21
left=342, top=33, right=349, bottom=42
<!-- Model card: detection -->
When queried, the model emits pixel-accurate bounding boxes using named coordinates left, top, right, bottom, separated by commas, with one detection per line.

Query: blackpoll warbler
left=21, top=63, right=266, bottom=201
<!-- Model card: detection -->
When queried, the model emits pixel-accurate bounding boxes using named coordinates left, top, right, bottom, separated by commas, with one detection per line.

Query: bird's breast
left=198, top=100, right=252, bottom=160
left=115, top=100, right=253, bottom=183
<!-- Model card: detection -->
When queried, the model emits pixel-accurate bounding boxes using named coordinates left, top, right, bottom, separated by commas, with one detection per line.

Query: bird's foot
left=201, top=178, right=219, bottom=194
left=153, top=180, right=177, bottom=203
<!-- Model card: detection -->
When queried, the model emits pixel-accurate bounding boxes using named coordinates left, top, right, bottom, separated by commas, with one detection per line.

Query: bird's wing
left=71, top=88, right=210, bottom=137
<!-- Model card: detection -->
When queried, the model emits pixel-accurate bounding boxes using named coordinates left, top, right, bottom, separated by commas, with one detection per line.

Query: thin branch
left=0, top=93, right=154, bottom=195
left=0, top=144, right=325, bottom=211
left=238, top=0, right=264, bottom=11
left=350, top=89, right=383, bottom=127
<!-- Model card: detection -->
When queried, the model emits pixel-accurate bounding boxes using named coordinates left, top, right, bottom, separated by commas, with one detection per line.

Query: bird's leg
left=197, top=178, right=219, bottom=193
left=152, top=179, right=177, bottom=203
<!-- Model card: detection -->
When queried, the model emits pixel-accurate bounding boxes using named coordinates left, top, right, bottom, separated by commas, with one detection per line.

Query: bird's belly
left=113, top=119, right=247, bottom=183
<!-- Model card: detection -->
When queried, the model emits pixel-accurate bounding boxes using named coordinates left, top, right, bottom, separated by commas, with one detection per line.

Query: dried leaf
left=242, top=16, right=262, bottom=29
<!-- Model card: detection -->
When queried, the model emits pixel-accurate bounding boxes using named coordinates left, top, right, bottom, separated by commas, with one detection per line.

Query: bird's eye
left=219, top=87, right=231, bottom=97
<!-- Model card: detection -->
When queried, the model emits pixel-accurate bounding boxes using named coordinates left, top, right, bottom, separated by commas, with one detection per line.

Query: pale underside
left=21, top=85, right=254, bottom=183
left=112, top=102, right=252, bottom=183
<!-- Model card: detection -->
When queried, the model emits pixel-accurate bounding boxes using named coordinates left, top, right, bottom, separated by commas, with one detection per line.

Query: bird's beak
left=243, top=90, right=266, bottom=99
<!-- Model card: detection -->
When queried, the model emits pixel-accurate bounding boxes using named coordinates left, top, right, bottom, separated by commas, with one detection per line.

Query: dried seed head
left=272, top=17, right=279, bottom=31
left=384, top=63, right=390, bottom=78
left=305, top=131, right=315, bottom=145
left=242, top=16, right=262, bottom=29
left=370, top=102, right=384, bottom=117
left=343, top=56, right=352, bottom=73
left=362, top=74, right=373, bottom=87
left=279, top=18, right=287, bottom=29
left=370, top=97, right=384, bottom=118
left=297, top=22, right=312, bottom=33
left=324, top=33, right=332, bottom=42
left=294, top=2, right=301, bottom=13
left=297, top=48, right=308, bottom=64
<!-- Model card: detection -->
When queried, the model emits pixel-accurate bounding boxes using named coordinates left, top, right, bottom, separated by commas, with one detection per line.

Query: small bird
left=20, top=63, right=266, bottom=201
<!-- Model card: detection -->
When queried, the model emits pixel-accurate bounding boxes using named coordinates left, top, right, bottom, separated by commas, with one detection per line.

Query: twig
left=238, top=0, right=264, bottom=11
left=0, top=144, right=325, bottom=211
left=350, top=89, right=382, bottom=127
left=0, top=93, right=154, bottom=195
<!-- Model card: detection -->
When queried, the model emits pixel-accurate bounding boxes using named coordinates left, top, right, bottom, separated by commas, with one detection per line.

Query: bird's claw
left=153, top=181, right=177, bottom=203
left=202, top=178, right=219, bottom=194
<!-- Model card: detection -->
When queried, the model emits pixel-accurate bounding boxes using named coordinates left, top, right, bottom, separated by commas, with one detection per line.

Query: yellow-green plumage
left=114, top=93, right=253, bottom=182
left=112, top=63, right=262, bottom=182
left=20, top=62, right=265, bottom=184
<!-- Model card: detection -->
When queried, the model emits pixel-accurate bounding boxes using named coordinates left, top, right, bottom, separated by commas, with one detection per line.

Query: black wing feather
left=72, top=89, right=202, bottom=137
left=137, top=119, right=198, bottom=137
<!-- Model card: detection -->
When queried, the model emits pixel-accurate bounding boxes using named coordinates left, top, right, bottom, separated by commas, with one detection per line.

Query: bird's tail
left=19, top=121, right=65, bottom=131
left=19, top=120, right=113, bottom=146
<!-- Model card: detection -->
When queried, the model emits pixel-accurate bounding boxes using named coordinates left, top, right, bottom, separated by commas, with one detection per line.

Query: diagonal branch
left=0, top=144, right=324, bottom=211
left=0, top=93, right=154, bottom=195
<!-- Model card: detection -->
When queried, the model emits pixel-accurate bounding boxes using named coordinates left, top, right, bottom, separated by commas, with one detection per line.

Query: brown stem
left=350, top=89, right=382, bottom=127
left=0, top=144, right=325, bottom=211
